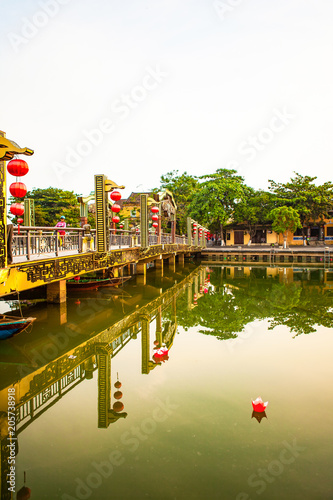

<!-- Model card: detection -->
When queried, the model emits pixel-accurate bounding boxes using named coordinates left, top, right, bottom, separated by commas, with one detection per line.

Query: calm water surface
left=1, top=264, right=333, bottom=500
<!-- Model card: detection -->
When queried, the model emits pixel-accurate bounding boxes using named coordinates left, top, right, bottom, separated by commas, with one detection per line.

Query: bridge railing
left=12, top=226, right=83, bottom=260
left=12, top=227, right=188, bottom=261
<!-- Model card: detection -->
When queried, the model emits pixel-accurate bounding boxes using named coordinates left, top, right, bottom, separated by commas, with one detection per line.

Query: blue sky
left=1, top=0, right=332, bottom=198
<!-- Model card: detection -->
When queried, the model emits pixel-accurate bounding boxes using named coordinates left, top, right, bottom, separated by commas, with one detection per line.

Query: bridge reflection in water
left=2, top=264, right=332, bottom=499
left=0, top=263, right=207, bottom=499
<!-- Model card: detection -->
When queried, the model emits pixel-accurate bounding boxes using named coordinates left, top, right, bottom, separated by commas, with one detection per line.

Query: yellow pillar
left=168, top=255, right=176, bottom=272
left=178, top=253, right=185, bottom=266
left=47, top=280, right=67, bottom=303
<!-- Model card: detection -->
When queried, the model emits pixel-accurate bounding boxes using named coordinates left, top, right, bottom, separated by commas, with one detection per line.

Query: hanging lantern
left=113, top=401, right=124, bottom=413
left=10, top=203, right=24, bottom=216
left=152, top=214, right=158, bottom=222
left=7, top=159, right=29, bottom=177
left=74, top=276, right=80, bottom=282
left=152, top=222, right=158, bottom=228
left=151, top=206, right=159, bottom=214
left=111, top=203, right=121, bottom=213
left=112, top=215, right=120, bottom=223
left=114, top=381, right=122, bottom=389
left=9, top=182, right=27, bottom=198
left=110, top=190, right=121, bottom=202
left=119, top=224, right=124, bottom=229
left=193, top=223, right=197, bottom=228
left=17, top=217, right=23, bottom=235
left=114, top=390, right=123, bottom=400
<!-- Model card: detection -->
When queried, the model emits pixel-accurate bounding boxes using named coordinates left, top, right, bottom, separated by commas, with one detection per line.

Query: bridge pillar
left=141, top=318, right=150, bottom=374
left=187, top=217, right=192, bottom=247
left=136, top=262, right=146, bottom=285
left=94, top=174, right=109, bottom=253
left=178, top=253, right=184, bottom=266
left=155, top=255, right=163, bottom=269
left=140, top=194, right=149, bottom=248
left=156, top=307, right=162, bottom=347
left=168, top=254, right=176, bottom=271
left=47, top=280, right=66, bottom=303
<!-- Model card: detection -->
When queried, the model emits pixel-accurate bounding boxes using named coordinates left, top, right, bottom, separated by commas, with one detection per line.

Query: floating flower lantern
left=251, top=397, right=268, bottom=413
left=251, top=411, right=267, bottom=423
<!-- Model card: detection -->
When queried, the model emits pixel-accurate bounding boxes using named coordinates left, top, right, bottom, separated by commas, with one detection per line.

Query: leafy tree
left=9, top=187, right=81, bottom=227
left=269, top=206, right=301, bottom=248
left=269, top=173, right=333, bottom=241
left=157, top=170, right=199, bottom=234
left=189, top=169, right=245, bottom=244
left=233, top=188, right=274, bottom=243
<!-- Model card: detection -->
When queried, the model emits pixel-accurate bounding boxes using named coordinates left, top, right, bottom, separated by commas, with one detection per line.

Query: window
left=327, top=226, right=333, bottom=236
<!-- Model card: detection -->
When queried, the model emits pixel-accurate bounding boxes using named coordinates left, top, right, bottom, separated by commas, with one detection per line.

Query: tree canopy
left=188, top=169, right=245, bottom=241
left=9, top=187, right=81, bottom=227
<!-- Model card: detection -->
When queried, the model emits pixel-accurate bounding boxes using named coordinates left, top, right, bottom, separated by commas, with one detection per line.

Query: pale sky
left=1, top=0, right=332, bottom=198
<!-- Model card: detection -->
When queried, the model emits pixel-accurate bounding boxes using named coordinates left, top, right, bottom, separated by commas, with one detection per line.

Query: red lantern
left=114, top=391, right=123, bottom=400
left=111, top=203, right=120, bottom=213
left=10, top=203, right=24, bottom=216
left=9, top=182, right=27, bottom=198
left=74, top=276, right=80, bottom=281
left=112, top=215, right=120, bottom=223
left=151, top=206, right=159, bottom=214
left=113, top=401, right=124, bottom=412
left=119, top=224, right=124, bottom=229
left=110, top=190, right=121, bottom=201
left=114, top=381, right=122, bottom=389
left=193, top=223, right=197, bottom=228
left=7, top=159, right=29, bottom=177
left=17, top=217, right=23, bottom=235
left=152, top=222, right=158, bottom=228
left=152, top=214, right=158, bottom=222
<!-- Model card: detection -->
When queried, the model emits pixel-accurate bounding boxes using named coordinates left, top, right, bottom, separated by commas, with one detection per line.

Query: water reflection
left=0, top=264, right=332, bottom=498
left=176, top=266, right=333, bottom=338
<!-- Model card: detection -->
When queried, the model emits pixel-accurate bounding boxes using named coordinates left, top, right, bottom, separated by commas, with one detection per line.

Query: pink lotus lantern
left=251, top=397, right=268, bottom=412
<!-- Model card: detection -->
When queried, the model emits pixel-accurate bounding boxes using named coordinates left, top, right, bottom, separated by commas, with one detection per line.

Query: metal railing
left=11, top=226, right=189, bottom=261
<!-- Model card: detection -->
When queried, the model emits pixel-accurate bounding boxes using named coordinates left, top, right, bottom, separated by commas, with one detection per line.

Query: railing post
left=55, top=230, right=59, bottom=256
left=26, top=229, right=31, bottom=260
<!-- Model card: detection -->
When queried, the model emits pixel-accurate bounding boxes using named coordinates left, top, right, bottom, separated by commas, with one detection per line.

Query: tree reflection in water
left=174, top=266, right=333, bottom=338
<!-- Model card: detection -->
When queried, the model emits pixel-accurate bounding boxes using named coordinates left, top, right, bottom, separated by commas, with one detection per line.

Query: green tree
left=158, top=170, right=199, bottom=234
left=269, top=206, right=301, bottom=248
left=189, top=169, right=245, bottom=244
left=233, top=188, right=274, bottom=243
left=9, top=187, right=81, bottom=227
left=269, top=173, right=333, bottom=242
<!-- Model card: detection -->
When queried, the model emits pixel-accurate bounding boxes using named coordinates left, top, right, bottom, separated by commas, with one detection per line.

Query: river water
left=0, top=263, right=333, bottom=500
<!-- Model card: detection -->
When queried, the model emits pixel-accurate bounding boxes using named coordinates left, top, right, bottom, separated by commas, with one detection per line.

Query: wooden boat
left=67, top=276, right=132, bottom=290
left=0, top=314, right=36, bottom=340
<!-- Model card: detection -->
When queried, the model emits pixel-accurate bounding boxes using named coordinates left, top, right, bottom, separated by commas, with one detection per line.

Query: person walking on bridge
left=55, top=215, right=66, bottom=246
